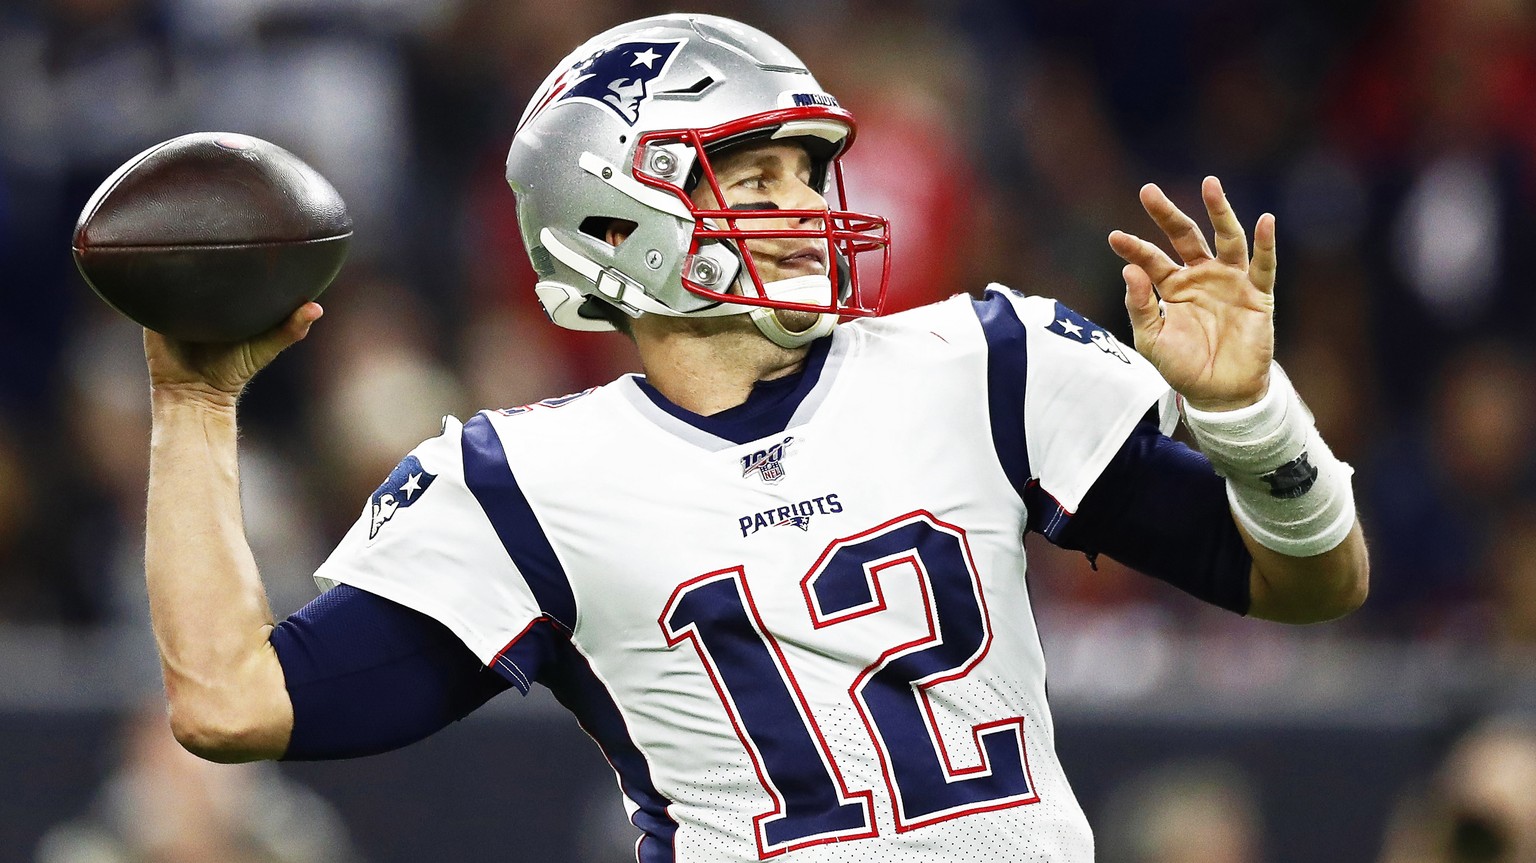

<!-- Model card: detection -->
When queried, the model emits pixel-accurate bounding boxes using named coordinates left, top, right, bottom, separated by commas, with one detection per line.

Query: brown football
left=72, top=132, right=351, bottom=343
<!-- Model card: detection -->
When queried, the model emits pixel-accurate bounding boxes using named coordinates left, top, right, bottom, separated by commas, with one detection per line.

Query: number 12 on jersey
left=660, top=512, right=1039, bottom=859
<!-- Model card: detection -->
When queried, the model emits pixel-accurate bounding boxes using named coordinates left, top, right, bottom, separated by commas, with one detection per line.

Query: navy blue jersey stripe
left=544, top=640, right=678, bottom=861
left=973, top=292, right=1032, bottom=499
left=635, top=334, right=834, bottom=445
left=461, top=413, right=578, bottom=631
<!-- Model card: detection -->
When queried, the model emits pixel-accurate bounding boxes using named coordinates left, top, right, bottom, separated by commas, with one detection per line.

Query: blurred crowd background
left=2, top=0, right=1535, bottom=860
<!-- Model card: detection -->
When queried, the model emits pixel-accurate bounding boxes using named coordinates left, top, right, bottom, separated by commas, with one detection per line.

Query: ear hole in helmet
left=580, top=217, right=639, bottom=247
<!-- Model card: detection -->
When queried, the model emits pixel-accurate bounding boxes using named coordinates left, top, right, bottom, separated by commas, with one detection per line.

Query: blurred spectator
left=1361, top=343, right=1536, bottom=635
left=0, top=410, right=91, bottom=623
left=0, top=0, right=191, bottom=413
left=305, top=274, right=472, bottom=540
left=1378, top=715, right=1536, bottom=863
left=1325, top=0, right=1536, bottom=417
left=1097, top=758, right=1266, bottom=863
left=797, top=1, right=988, bottom=312
left=173, top=0, right=431, bottom=265
left=1478, top=502, right=1536, bottom=656
left=35, top=703, right=363, bottom=863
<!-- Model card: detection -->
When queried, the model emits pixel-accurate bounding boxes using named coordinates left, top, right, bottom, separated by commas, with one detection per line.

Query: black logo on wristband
left=1262, top=453, right=1319, bottom=499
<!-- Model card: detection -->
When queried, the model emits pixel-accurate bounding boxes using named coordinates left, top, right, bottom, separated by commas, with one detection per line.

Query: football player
left=141, top=14, right=1368, bottom=862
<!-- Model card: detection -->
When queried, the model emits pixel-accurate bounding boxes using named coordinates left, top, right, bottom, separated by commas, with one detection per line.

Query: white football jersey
left=315, top=286, right=1169, bottom=862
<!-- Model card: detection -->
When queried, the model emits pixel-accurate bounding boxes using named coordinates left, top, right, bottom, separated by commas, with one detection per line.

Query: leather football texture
left=72, top=132, right=351, bottom=342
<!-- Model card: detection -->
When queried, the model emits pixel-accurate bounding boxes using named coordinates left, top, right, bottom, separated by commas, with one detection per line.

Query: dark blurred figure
left=1097, top=758, right=1266, bottom=863
left=0, top=411, right=100, bottom=623
left=1477, top=502, right=1536, bottom=657
left=0, top=0, right=190, bottom=414
left=1378, top=715, right=1536, bottom=863
left=1326, top=0, right=1536, bottom=418
left=0, top=0, right=189, bottom=626
left=1362, top=343, right=1536, bottom=636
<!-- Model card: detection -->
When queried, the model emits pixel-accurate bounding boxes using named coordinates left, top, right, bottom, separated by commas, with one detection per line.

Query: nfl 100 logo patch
left=741, top=436, right=795, bottom=484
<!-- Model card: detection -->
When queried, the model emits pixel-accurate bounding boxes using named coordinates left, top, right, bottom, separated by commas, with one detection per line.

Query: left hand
left=1108, top=176, right=1275, bottom=411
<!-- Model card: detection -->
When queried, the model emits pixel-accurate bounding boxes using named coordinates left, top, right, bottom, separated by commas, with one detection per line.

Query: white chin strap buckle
left=748, top=274, right=837, bottom=348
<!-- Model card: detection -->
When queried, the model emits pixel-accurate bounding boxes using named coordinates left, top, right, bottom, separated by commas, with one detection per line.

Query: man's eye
left=735, top=175, right=766, bottom=190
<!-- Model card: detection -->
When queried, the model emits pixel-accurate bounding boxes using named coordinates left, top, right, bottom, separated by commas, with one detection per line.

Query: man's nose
left=786, top=175, right=835, bottom=213
left=783, top=180, right=828, bottom=225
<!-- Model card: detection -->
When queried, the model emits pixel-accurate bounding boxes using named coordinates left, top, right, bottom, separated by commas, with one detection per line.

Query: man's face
left=688, top=140, right=831, bottom=288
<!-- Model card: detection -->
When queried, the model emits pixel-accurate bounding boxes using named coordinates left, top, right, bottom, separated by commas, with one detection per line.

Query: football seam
left=73, top=233, right=353, bottom=252
left=73, top=138, right=179, bottom=243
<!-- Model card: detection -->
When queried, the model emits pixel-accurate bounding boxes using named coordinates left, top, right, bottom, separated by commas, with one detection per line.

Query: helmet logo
left=541, top=39, right=687, bottom=127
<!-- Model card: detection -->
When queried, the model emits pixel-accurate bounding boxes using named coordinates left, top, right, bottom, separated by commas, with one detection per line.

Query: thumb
left=1122, top=264, right=1161, bottom=344
left=236, top=302, right=324, bottom=384
left=247, top=303, right=323, bottom=365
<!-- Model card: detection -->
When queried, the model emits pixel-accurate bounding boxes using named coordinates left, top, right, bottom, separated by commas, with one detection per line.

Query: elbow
left=1247, top=522, right=1371, bottom=624
left=1308, top=563, right=1369, bottom=622
left=167, top=699, right=287, bottom=764
left=1338, top=562, right=1370, bottom=617
left=1249, top=555, right=1370, bottom=624
left=1302, top=556, right=1371, bottom=623
left=1315, top=533, right=1372, bottom=621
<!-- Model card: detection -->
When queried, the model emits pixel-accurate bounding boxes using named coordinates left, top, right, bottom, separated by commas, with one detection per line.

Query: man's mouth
left=778, top=245, right=828, bottom=273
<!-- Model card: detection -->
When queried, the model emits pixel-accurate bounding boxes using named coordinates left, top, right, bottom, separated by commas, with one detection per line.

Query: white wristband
left=1181, top=363, right=1356, bottom=557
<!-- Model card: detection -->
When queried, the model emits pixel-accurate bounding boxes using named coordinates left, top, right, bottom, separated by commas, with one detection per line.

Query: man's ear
left=606, top=220, right=637, bottom=247
left=578, top=217, right=638, bottom=247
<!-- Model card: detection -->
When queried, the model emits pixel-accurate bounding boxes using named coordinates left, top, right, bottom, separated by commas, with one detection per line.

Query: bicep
left=1039, top=420, right=1254, bottom=615
left=270, top=585, right=514, bottom=761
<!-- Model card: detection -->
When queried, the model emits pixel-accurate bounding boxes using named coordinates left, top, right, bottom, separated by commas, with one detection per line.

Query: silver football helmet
left=505, top=14, right=891, bottom=347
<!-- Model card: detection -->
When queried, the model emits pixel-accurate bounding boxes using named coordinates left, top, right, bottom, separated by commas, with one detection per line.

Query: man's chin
left=774, top=309, right=825, bottom=336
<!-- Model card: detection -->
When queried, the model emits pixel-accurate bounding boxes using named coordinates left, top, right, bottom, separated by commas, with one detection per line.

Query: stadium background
left=2, top=0, right=1535, bottom=860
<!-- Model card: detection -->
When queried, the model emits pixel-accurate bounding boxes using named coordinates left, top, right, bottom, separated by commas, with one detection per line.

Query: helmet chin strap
left=746, top=274, right=837, bottom=348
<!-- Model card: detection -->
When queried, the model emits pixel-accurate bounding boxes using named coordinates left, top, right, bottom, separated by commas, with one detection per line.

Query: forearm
left=1244, top=519, right=1369, bottom=624
left=1181, top=363, right=1370, bottom=623
left=147, top=389, right=292, bottom=762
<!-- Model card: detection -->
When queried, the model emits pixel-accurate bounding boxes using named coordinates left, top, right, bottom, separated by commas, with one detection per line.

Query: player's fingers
left=1250, top=213, right=1277, bottom=295
left=1123, top=264, right=1161, bottom=339
left=1140, top=183, right=1214, bottom=265
left=1109, top=230, right=1181, bottom=285
left=288, top=302, right=324, bottom=339
left=264, top=303, right=323, bottom=346
left=1202, top=176, right=1249, bottom=270
left=244, top=303, right=324, bottom=373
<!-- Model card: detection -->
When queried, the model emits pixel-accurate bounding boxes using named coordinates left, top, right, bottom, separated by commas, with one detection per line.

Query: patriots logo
left=1046, top=301, right=1130, bottom=364
left=776, top=514, right=813, bottom=531
left=368, top=455, right=437, bottom=540
left=526, top=38, right=686, bottom=128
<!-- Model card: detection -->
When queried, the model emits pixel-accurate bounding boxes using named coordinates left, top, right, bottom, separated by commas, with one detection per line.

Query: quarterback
left=142, top=14, right=1368, bottom=862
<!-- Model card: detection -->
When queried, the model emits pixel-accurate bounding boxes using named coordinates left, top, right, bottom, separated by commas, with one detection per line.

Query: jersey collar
left=620, top=331, right=846, bottom=451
